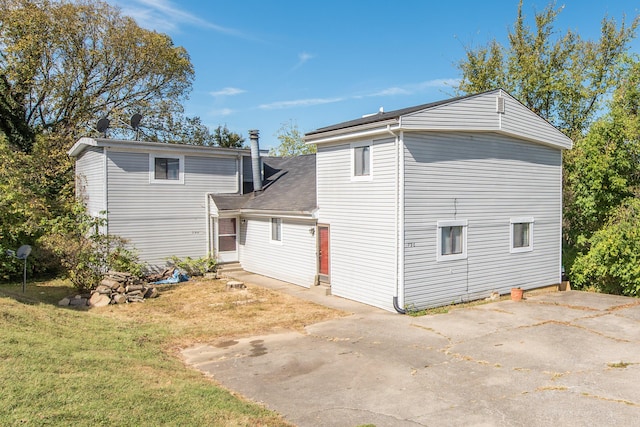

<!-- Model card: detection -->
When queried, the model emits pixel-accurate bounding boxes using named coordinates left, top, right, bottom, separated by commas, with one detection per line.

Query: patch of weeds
left=607, top=361, right=632, bottom=368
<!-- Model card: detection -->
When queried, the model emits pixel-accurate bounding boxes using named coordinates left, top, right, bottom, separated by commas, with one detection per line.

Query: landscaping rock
left=58, top=297, right=70, bottom=306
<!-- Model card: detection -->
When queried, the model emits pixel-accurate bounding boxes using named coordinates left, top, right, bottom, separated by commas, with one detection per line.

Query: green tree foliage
left=213, top=125, right=245, bottom=148
left=270, top=120, right=316, bottom=157
left=566, top=61, right=640, bottom=293
left=571, top=199, right=640, bottom=295
left=0, top=0, right=194, bottom=152
left=457, top=0, right=638, bottom=139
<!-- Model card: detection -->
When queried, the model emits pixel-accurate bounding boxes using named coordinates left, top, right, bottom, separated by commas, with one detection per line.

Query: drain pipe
left=249, top=129, right=262, bottom=192
left=387, top=124, right=406, bottom=314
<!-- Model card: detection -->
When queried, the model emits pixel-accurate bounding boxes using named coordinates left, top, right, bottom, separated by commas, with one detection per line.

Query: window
left=437, top=220, right=468, bottom=261
left=149, top=154, right=184, bottom=184
left=271, top=218, right=282, bottom=242
left=510, top=217, right=534, bottom=253
left=351, top=142, right=372, bottom=180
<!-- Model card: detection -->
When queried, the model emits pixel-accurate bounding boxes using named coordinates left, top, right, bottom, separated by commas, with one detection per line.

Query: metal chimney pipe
left=249, top=129, right=262, bottom=192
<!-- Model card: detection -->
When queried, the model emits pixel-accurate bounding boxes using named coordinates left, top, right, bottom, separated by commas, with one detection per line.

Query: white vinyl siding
left=317, top=137, right=397, bottom=311
left=239, top=217, right=316, bottom=287
left=106, top=151, right=238, bottom=268
left=403, top=131, right=562, bottom=309
left=75, top=146, right=105, bottom=217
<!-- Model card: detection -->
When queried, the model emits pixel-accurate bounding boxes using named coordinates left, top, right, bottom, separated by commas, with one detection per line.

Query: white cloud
left=210, top=87, right=246, bottom=97
left=258, top=97, right=344, bottom=110
left=115, top=0, right=246, bottom=37
left=367, top=78, right=460, bottom=97
left=292, top=51, right=315, bottom=70
left=210, top=108, right=235, bottom=116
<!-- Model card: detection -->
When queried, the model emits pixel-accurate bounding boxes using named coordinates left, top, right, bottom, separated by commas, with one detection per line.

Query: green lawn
left=0, top=279, right=296, bottom=426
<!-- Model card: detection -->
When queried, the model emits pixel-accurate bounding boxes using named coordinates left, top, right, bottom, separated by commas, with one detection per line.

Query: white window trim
left=149, top=153, right=184, bottom=184
left=510, top=217, right=534, bottom=253
left=436, top=219, right=468, bottom=262
left=270, top=217, right=283, bottom=245
left=350, top=141, right=373, bottom=181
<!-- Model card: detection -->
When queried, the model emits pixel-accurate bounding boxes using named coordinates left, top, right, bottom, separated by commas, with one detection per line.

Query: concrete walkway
left=183, top=273, right=640, bottom=426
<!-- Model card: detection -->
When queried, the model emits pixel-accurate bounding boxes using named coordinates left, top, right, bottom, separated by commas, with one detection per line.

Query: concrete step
left=310, top=284, right=332, bottom=296
left=217, top=262, right=244, bottom=278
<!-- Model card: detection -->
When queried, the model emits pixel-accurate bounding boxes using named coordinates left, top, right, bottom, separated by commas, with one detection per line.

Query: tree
left=0, top=0, right=194, bottom=152
left=565, top=60, right=640, bottom=289
left=457, top=0, right=638, bottom=139
left=213, top=125, right=245, bottom=148
left=270, top=120, right=316, bottom=157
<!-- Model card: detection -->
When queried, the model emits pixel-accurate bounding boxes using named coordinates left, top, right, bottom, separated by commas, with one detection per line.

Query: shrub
left=571, top=198, right=640, bottom=296
left=167, top=255, right=217, bottom=277
left=40, top=211, right=144, bottom=292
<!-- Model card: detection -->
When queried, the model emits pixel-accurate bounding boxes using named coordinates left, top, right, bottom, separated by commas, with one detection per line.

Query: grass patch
left=0, top=277, right=343, bottom=425
left=405, top=296, right=507, bottom=317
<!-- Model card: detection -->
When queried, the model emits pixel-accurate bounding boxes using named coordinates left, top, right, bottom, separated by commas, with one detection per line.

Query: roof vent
left=362, top=107, right=384, bottom=118
left=496, top=96, right=505, bottom=114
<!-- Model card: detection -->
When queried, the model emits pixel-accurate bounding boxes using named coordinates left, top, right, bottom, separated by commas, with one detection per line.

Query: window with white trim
left=271, top=218, right=282, bottom=242
left=510, top=217, right=534, bottom=253
left=351, top=141, right=372, bottom=180
left=437, top=220, right=468, bottom=261
left=150, top=154, right=184, bottom=184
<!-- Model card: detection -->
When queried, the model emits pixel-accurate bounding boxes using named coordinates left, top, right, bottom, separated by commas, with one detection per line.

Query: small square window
left=154, top=157, right=180, bottom=180
left=510, top=217, right=534, bottom=253
left=437, top=220, right=468, bottom=261
left=271, top=218, right=282, bottom=242
left=150, top=154, right=184, bottom=184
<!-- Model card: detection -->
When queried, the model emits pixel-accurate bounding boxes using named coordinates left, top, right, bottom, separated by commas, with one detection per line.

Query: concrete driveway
left=182, top=277, right=640, bottom=426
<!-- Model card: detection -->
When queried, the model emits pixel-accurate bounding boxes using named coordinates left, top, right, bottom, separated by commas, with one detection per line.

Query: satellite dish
left=96, top=117, right=110, bottom=134
left=16, top=245, right=32, bottom=260
left=130, top=113, right=142, bottom=130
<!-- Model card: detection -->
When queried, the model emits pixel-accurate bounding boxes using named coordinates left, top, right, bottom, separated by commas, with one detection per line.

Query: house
left=69, top=88, right=572, bottom=312
left=67, top=137, right=261, bottom=266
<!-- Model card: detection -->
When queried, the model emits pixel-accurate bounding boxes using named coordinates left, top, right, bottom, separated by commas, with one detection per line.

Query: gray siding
left=239, top=217, right=317, bottom=287
left=403, top=131, right=562, bottom=309
left=75, top=146, right=105, bottom=216
left=402, top=91, right=498, bottom=130
left=106, top=150, right=238, bottom=268
left=316, top=137, right=397, bottom=311
left=500, top=94, right=572, bottom=149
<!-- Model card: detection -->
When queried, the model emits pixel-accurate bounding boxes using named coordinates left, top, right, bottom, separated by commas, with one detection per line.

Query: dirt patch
left=90, top=277, right=345, bottom=350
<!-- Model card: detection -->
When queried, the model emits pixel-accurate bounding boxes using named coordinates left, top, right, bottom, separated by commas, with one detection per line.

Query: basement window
left=510, top=217, right=534, bottom=253
left=150, top=154, right=184, bottom=184
left=437, top=220, right=468, bottom=262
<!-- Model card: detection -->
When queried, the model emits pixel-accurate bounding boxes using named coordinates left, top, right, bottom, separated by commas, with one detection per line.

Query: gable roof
left=304, top=89, right=573, bottom=150
left=306, top=92, right=476, bottom=136
left=212, top=154, right=317, bottom=215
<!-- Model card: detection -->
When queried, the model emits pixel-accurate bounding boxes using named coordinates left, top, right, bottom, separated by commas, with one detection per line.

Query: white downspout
left=387, top=124, right=406, bottom=313
left=205, top=192, right=215, bottom=256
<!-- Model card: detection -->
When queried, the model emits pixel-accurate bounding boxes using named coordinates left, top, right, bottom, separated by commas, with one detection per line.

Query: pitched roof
left=212, top=154, right=317, bottom=214
left=305, top=92, right=478, bottom=136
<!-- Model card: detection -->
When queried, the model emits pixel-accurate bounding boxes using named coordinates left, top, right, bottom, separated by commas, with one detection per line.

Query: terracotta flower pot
left=511, top=287, right=524, bottom=301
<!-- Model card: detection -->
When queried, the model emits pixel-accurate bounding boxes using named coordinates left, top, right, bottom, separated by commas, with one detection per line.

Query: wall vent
left=496, top=96, right=505, bottom=114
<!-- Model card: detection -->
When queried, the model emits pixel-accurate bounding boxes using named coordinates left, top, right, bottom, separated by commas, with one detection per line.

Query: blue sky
left=108, top=0, right=639, bottom=150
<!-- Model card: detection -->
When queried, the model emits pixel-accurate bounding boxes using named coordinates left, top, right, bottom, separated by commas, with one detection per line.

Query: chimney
left=249, top=129, right=262, bottom=192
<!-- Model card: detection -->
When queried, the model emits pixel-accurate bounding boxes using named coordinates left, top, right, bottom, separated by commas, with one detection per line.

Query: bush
left=571, top=198, right=640, bottom=296
left=40, top=211, right=144, bottom=292
left=167, top=255, right=217, bottom=277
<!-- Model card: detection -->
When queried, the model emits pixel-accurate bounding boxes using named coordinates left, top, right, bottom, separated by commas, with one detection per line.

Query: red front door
left=318, top=225, right=330, bottom=282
